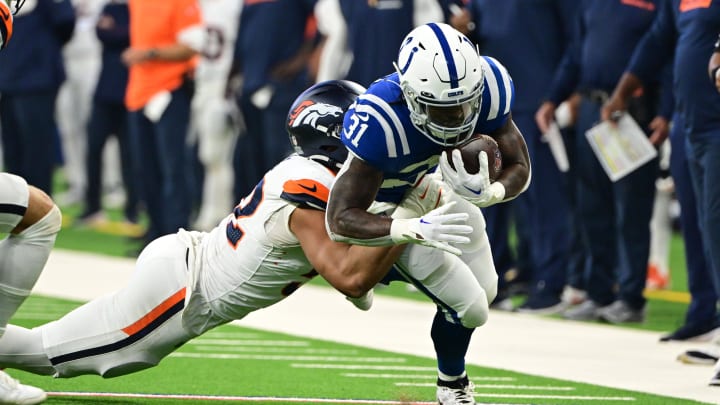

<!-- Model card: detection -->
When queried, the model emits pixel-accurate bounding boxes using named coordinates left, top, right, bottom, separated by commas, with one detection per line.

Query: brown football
left=445, top=134, right=503, bottom=181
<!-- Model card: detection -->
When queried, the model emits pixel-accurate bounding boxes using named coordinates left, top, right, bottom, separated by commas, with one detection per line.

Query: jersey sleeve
left=475, top=56, right=515, bottom=134
left=273, top=157, right=336, bottom=211
left=280, top=178, right=331, bottom=211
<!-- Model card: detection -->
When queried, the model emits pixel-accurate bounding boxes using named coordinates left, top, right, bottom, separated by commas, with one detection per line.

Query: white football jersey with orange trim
left=184, top=155, right=336, bottom=334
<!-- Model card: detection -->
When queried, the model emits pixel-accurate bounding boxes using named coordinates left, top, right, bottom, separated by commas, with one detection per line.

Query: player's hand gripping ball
left=0, top=0, right=13, bottom=51
left=444, top=134, right=502, bottom=181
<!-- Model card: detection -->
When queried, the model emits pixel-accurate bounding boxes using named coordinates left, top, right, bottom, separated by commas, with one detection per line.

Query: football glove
left=392, top=172, right=446, bottom=219
left=390, top=201, right=471, bottom=256
left=438, top=149, right=506, bottom=207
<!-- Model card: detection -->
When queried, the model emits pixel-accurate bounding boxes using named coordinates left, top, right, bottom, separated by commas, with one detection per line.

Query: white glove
left=438, top=149, right=506, bottom=207
left=390, top=201, right=471, bottom=255
left=393, top=172, right=447, bottom=219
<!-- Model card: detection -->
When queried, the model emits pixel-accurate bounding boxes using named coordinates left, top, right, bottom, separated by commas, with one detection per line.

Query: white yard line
left=34, top=250, right=720, bottom=405
left=47, top=391, right=438, bottom=404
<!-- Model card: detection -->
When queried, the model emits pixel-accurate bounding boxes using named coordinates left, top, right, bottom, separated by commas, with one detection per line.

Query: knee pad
left=18, top=205, right=61, bottom=241
left=460, top=295, right=490, bottom=328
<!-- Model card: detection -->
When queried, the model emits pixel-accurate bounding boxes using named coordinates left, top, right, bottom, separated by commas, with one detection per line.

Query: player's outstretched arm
left=290, top=206, right=403, bottom=298
left=326, top=157, right=471, bottom=254
left=489, top=115, right=531, bottom=201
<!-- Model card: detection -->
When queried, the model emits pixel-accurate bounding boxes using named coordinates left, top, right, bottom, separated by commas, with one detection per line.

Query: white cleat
left=0, top=370, right=46, bottom=405
left=436, top=376, right=475, bottom=405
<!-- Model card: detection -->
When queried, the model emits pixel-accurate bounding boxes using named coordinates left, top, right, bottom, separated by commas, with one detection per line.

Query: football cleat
left=0, top=370, right=46, bottom=405
left=437, top=375, right=475, bottom=405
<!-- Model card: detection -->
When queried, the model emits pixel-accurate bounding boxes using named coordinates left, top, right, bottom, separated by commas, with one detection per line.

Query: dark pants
left=128, top=87, right=193, bottom=240
left=85, top=100, right=138, bottom=221
left=0, top=89, right=59, bottom=194
left=669, top=116, right=718, bottom=327
left=563, top=126, right=588, bottom=290
left=233, top=82, right=306, bottom=201
left=514, top=111, right=572, bottom=298
left=575, top=97, right=658, bottom=309
left=685, top=128, right=720, bottom=308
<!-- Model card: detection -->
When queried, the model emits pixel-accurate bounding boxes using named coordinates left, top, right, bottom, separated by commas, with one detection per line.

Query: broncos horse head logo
left=288, top=100, right=343, bottom=131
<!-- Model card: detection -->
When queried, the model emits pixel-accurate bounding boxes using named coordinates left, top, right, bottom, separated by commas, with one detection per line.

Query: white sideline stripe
left=170, top=353, right=405, bottom=363
left=192, top=346, right=359, bottom=355
left=342, top=373, right=514, bottom=382
left=184, top=339, right=310, bottom=346
left=396, top=382, right=574, bottom=391
left=198, top=332, right=262, bottom=338
left=188, top=336, right=310, bottom=347
left=8, top=313, right=64, bottom=320
left=292, top=364, right=436, bottom=371
left=47, top=392, right=437, bottom=404
left=16, top=302, right=78, bottom=310
left=474, top=393, right=636, bottom=401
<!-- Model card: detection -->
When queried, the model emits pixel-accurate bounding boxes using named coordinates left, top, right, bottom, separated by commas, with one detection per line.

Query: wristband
left=389, top=218, right=416, bottom=243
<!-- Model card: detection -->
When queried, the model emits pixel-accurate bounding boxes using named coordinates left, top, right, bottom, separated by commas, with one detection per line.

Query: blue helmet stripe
left=428, top=23, right=459, bottom=89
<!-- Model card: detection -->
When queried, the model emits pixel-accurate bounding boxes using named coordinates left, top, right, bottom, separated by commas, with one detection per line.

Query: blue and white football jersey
left=340, top=56, right=515, bottom=204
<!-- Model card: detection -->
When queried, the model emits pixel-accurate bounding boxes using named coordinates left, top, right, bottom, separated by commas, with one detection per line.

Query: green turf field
left=8, top=296, right=709, bottom=405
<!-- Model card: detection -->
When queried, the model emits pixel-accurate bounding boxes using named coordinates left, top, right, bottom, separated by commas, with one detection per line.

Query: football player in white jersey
left=188, top=0, right=243, bottom=231
left=0, top=173, right=60, bottom=404
left=325, top=23, right=531, bottom=405
left=0, top=1, right=61, bottom=403
left=0, top=81, right=470, bottom=391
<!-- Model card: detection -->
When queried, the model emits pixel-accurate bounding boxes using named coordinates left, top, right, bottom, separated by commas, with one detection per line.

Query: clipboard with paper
left=584, top=113, right=657, bottom=182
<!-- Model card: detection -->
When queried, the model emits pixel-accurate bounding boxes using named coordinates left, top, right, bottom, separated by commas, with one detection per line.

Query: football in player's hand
left=445, top=134, right=503, bottom=180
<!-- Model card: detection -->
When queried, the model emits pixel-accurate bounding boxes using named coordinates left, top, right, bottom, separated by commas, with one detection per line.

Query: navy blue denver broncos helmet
left=286, top=80, right=366, bottom=171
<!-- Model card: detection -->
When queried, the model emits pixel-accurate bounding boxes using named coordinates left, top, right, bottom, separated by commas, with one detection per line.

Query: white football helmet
left=395, top=22, right=484, bottom=146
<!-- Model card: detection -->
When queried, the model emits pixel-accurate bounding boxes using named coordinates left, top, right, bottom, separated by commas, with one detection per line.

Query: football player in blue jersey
left=325, top=22, right=531, bottom=405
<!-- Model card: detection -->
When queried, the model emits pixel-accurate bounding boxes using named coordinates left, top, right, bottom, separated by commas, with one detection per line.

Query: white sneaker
left=561, top=285, right=587, bottom=306
left=436, top=376, right=475, bottom=405
left=346, top=289, right=374, bottom=311
left=0, top=370, right=46, bottom=404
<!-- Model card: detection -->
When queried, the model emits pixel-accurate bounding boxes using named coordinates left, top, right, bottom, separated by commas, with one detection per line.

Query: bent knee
left=14, top=187, right=57, bottom=234
left=460, top=296, right=490, bottom=328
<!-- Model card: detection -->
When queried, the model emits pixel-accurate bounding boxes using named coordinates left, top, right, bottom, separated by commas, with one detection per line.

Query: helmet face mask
left=286, top=80, right=367, bottom=170
left=9, top=0, right=26, bottom=15
left=395, top=23, right=484, bottom=146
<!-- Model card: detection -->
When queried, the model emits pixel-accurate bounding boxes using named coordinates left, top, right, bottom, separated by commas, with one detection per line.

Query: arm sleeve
left=627, top=0, right=677, bottom=85
left=658, top=62, right=675, bottom=120
left=95, top=7, right=130, bottom=49
left=546, top=5, right=584, bottom=104
left=48, top=0, right=76, bottom=45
